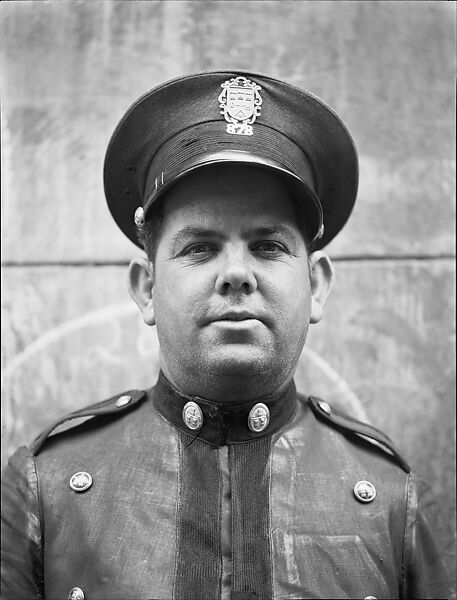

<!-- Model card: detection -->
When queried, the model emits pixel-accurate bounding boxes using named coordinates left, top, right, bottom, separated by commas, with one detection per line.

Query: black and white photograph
left=1, top=1, right=455, bottom=598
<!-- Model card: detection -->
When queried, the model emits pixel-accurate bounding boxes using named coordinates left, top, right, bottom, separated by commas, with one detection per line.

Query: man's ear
left=128, top=257, right=156, bottom=326
left=308, top=251, right=334, bottom=324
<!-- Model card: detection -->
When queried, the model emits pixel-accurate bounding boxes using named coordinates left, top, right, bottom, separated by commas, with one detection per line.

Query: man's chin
left=201, top=345, right=274, bottom=375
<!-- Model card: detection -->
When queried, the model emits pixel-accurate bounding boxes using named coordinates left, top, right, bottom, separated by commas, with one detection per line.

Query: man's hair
left=135, top=193, right=315, bottom=262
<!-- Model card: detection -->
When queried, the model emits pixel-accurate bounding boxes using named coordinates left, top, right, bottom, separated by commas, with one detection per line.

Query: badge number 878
left=226, top=123, right=253, bottom=135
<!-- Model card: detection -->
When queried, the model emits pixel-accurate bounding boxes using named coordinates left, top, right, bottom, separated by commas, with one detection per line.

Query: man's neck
left=159, top=361, right=294, bottom=404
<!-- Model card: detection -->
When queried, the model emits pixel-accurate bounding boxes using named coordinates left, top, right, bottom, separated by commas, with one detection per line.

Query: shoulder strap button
left=115, top=394, right=132, bottom=408
left=317, top=400, right=332, bottom=415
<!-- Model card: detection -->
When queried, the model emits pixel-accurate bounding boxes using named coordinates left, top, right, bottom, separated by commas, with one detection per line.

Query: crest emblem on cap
left=219, top=76, right=262, bottom=136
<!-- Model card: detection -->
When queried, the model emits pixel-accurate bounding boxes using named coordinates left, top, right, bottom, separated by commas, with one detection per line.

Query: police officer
left=1, top=71, right=451, bottom=599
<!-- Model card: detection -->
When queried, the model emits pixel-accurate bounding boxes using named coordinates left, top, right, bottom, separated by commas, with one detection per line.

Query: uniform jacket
left=1, top=373, right=451, bottom=600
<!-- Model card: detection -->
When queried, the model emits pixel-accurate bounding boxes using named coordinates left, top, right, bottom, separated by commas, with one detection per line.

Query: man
left=1, top=71, right=450, bottom=599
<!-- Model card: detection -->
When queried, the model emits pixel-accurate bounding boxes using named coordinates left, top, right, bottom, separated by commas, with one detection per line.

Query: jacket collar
left=152, top=372, right=297, bottom=447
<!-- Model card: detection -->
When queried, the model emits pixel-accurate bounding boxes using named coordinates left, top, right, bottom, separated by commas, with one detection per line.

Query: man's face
left=148, top=165, right=316, bottom=400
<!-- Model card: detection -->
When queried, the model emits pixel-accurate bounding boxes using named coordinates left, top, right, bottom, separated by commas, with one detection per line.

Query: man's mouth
left=212, top=311, right=261, bottom=323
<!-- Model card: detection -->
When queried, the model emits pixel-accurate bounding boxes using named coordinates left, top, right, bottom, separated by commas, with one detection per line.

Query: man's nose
left=214, top=247, right=257, bottom=294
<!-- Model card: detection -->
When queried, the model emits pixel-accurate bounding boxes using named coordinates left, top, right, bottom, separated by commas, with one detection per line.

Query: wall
left=1, top=0, right=455, bottom=578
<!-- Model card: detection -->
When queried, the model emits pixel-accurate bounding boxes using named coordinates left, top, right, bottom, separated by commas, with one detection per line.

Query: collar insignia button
left=183, top=401, right=203, bottom=431
left=248, top=403, right=270, bottom=433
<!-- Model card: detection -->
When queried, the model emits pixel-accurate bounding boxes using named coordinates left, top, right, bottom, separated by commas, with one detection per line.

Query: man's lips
left=210, top=311, right=262, bottom=323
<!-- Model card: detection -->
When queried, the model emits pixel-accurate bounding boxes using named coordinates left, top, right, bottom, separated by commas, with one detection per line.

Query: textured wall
left=1, top=0, right=455, bottom=576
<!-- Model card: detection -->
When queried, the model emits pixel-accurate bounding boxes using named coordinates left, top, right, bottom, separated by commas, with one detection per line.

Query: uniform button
left=68, top=587, right=85, bottom=600
left=317, top=400, right=331, bottom=415
left=69, top=471, right=93, bottom=492
left=248, top=403, right=270, bottom=433
left=182, top=401, right=203, bottom=431
left=364, top=596, right=377, bottom=600
left=353, top=480, right=376, bottom=503
left=115, top=394, right=132, bottom=408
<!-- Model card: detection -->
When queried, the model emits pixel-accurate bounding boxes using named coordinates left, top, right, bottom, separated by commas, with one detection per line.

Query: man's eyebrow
left=171, top=226, right=223, bottom=245
left=247, top=225, right=297, bottom=240
left=170, top=224, right=298, bottom=248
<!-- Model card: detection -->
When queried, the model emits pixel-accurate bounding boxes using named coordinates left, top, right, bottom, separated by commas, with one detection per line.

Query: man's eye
left=253, top=241, right=287, bottom=254
left=182, top=243, right=215, bottom=256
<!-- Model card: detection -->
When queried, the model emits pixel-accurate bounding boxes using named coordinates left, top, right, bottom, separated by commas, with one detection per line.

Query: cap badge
left=219, top=76, right=262, bottom=136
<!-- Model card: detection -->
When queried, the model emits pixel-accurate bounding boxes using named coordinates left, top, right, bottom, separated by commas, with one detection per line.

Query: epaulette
left=29, top=389, right=147, bottom=456
left=308, top=396, right=411, bottom=473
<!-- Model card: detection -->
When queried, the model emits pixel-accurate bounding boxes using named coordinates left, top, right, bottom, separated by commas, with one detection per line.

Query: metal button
left=182, top=401, right=203, bottom=431
left=354, top=480, right=376, bottom=503
left=134, top=206, right=144, bottom=227
left=68, top=586, right=85, bottom=600
left=318, top=400, right=331, bottom=415
left=248, top=403, right=270, bottom=433
left=115, top=394, right=132, bottom=408
left=364, top=596, right=377, bottom=600
left=69, top=472, right=93, bottom=493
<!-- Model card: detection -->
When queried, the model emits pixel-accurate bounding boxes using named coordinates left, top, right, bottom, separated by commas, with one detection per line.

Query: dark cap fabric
left=104, top=70, right=358, bottom=250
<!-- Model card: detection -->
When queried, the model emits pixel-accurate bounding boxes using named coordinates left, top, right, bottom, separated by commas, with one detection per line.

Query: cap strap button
left=248, top=403, right=270, bottom=433
left=134, top=206, right=144, bottom=227
left=182, top=401, right=203, bottom=431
